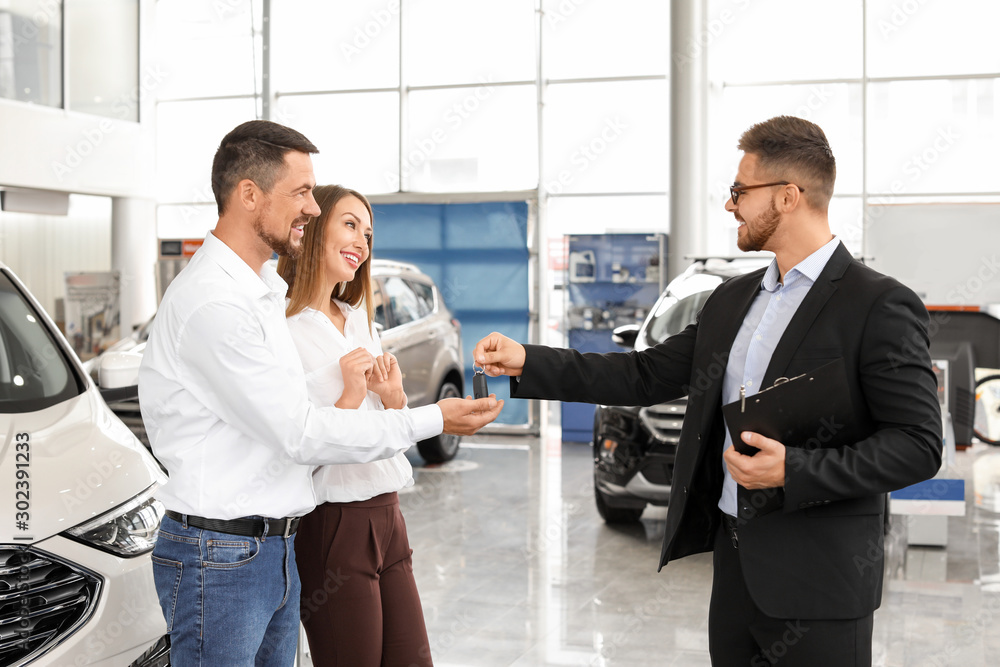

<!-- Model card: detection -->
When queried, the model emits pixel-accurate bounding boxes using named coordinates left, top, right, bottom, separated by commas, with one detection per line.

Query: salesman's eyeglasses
left=729, top=182, right=804, bottom=205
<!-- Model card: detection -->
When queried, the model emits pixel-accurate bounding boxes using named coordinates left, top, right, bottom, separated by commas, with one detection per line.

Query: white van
left=0, top=264, right=168, bottom=666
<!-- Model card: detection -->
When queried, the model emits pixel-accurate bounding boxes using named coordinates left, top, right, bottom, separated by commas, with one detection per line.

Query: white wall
left=0, top=194, right=112, bottom=315
left=0, top=99, right=154, bottom=197
left=867, top=203, right=1000, bottom=307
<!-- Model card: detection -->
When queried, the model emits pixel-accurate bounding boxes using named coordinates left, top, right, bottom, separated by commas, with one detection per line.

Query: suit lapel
left=695, top=270, right=764, bottom=430
left=763, top=243, right=854, bottom=383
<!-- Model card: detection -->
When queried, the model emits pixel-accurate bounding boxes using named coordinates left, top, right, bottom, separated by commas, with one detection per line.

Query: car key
left=473, top=366, right=489, bottom=399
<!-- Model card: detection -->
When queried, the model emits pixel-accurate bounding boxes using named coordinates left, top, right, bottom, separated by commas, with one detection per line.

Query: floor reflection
left=399, top=436, right=1000, bottom=666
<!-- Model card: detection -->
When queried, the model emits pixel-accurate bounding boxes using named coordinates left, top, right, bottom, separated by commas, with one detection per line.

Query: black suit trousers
left=708, top=522, right=874, bottom=667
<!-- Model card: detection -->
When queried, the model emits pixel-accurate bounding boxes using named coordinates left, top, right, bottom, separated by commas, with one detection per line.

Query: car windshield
left=0, top=271, right=83, bottom=413
left=642, top=289, right=714, bottom=346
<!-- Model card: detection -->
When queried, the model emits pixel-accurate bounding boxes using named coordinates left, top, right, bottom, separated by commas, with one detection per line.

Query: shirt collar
left=296, top=299, right=357, bottom=321
left=200, top=232, right=288, bottom=299
left=761, top=236, right=841, bottom=292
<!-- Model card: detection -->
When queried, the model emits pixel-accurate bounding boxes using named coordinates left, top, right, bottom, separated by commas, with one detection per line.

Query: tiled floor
left=385, top=432, right=1000, bottom=666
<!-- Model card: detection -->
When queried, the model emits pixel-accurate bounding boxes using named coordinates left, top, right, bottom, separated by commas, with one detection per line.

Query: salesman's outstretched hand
left=473, top=332, right=526, bottom=377
left=439, top=395, right=503, bottom=435
left=724, top=432, right=786, bottom=489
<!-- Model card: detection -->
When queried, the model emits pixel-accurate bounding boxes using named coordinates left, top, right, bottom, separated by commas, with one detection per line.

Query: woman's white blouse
left=286, top=300, right=414, bottom=503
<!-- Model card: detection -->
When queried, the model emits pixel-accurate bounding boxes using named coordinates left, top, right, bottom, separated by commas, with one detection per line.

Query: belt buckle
left=282, top=518, right=294, bottom=539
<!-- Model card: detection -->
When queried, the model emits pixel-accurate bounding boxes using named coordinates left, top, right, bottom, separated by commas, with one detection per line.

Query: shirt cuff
left=409, top=404, right=444, bottom=442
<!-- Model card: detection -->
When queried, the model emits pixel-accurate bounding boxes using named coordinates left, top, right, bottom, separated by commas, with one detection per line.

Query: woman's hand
left=336, top=347, right=375, bottom=409
left=367, top=352, right=406, bottom=409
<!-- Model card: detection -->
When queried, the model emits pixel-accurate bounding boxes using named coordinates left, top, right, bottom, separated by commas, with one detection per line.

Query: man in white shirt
left=139, top=120, right=502, bottom=666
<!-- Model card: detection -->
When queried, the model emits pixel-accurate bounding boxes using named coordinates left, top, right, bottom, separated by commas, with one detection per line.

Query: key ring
left=472, top=364, right=490, bottom=399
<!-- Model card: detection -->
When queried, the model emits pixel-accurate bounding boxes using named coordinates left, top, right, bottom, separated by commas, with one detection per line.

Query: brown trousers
left=295, top=492, right=432, bottom=667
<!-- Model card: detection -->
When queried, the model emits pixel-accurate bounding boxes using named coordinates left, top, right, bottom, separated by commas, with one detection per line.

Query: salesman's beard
left=737, top=199, right=781, bottom=253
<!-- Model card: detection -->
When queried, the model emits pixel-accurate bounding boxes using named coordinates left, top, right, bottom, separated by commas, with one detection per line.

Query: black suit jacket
left=512, top=243, right=942, bottom=619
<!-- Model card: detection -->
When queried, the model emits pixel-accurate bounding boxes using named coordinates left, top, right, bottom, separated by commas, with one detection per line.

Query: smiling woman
left=279, top=185, right=375, bottom=326
left=277, top=185, right=434, bottom=666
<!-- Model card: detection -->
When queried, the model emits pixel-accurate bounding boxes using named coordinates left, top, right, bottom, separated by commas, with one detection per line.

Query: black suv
left=592, top=256, right=771, bottom=523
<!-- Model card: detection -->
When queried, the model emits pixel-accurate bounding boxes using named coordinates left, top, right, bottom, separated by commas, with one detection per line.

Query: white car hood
left=0, top=386, right=166, bottom=543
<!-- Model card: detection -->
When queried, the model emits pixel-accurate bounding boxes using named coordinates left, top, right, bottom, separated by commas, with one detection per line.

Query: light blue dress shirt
left=718, top=237, right=842, bottom=517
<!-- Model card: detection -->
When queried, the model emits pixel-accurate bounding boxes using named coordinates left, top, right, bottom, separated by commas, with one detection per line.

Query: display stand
left=890, top=360, right=965, bottom=547
left=561, top=233, right=666, bottom=443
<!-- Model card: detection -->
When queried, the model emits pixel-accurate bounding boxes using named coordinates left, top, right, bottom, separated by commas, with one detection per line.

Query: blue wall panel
left=372, top=202, right=530, bottom=425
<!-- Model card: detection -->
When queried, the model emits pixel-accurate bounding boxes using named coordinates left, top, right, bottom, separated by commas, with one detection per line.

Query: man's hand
left=473, top=332, right=526, bottom=377
left=337, top=347, right=375, bottom=409
left=723, top=432, right=786, bottom=489
left=439, top=395, right=503, bottom=435
left=367, top=352, right=406, bottom=409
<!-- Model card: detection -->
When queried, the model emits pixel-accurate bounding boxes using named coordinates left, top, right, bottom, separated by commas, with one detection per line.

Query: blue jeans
left=151, top=515, right=301, bottom=666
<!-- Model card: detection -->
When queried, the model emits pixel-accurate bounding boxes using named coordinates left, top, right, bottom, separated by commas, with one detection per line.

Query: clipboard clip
left=740, top=371, right=814, bottom=413
left=760, top=370, right=810, bottom=394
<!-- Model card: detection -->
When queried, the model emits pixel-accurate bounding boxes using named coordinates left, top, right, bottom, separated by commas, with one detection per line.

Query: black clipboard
left=722, top=358, right=853, bottom=456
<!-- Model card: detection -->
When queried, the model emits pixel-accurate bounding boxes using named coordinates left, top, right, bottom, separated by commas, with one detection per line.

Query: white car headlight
left=64, top=484, right=164, bottom=557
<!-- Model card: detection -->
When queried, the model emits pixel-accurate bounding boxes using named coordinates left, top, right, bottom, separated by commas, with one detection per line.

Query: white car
left=0, top=263, right=168, bottom=666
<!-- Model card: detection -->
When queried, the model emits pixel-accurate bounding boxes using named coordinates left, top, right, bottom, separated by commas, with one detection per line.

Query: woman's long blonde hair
left=277, top=185, right=375, bottom=327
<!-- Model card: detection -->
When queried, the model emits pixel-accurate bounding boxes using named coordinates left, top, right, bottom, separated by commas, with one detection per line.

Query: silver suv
left=93, top=259, right=466, bottom=464
left=370, top=260, right=465, bottom=463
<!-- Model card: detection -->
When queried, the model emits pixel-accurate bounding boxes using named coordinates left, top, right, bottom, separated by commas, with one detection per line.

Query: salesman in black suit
left=474, top=116, right=942, bottom=666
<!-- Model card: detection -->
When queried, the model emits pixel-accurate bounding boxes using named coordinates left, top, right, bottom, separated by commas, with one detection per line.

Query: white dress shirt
left=138, top=232, right=442, bottom=519
left=287, top=302, right=414, bottom=503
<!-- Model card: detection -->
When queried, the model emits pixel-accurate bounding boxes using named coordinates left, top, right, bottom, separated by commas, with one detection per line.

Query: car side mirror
left=611, top=324, right=640, bottom=349
left=98, top=351, right=142, bottom=402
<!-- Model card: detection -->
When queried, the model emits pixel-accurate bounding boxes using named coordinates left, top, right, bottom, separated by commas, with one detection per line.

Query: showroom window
left=707, top=0, right=1000, bottom=255
left=153, top=0, right=670, bottom=212
left=0, top=0, right=143, bottom=118
left=153, top=0, right=263, bottom=233
left=66, top=0, right=139, bottom=121
left=403, top=0, right=535, bottom=88
left=150, top=0, right=1000, bottom=316
left=0, top=0, right=62, bottom=108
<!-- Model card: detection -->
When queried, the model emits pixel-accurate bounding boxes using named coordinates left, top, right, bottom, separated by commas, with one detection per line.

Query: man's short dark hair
left=738, top=116, right=836, bottom=211
left=211, top=120, right=319, bottom=215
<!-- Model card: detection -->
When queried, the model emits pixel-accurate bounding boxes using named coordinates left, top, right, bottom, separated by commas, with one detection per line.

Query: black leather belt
left=723, top=514, right=740, bottom=549
left=165, top=510, right=300, bottom=538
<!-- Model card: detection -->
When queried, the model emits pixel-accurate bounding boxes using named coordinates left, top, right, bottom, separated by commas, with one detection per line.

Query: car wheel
left=417, top=381, right=462, bottom=463
left=594, top=479, right=644, bottom=524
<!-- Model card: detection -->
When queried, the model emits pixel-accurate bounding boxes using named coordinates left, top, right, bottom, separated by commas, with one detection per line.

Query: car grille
left=0, top=547, right=101, bottom=665
left=638, top=459, right=672, bottom=485
left=639, top=399, right=687, bottom=444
